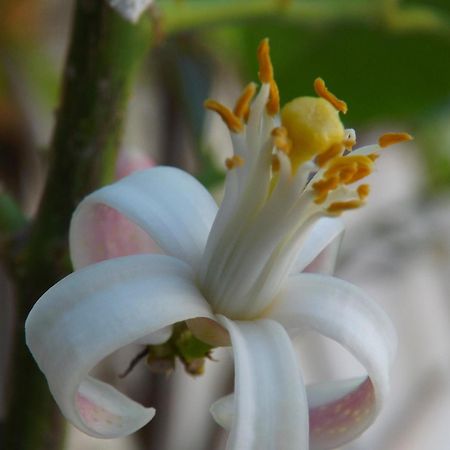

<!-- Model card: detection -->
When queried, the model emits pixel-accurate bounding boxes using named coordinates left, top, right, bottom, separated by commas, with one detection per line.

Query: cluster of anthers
left=204, top=38, right=412, bottom=219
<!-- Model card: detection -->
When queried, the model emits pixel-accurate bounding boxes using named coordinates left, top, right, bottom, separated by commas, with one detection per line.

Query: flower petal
left=291, top=217, right=344, bottom=274
left=25, top=254, right=214, bottom=438
left=69, top=166, right=218, bottom=270
left=217, top=316, right=308, bottom=450
left=268, top=273, right=396, bottom=449
left=115, top=149, right=154, bottom=180
left=107, top=0, right=153, bottom=23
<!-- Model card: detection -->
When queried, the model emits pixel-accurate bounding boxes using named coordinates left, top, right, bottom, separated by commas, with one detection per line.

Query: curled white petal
left=291, top=217, right=344, bottom=274
left=268, top=273, right=396, bottom=449
left=26, top=254, right=214, bottom=438
left=135, top=326, right=172, bottom=345
left=107, top=0, right=153, bottom=23
left=70, top=166, right=218, bottom=270
left=217, top=316, right=308, bottom=450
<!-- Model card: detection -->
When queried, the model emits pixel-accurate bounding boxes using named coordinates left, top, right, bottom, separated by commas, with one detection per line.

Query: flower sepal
left=131, top=322, right=215, bottom=377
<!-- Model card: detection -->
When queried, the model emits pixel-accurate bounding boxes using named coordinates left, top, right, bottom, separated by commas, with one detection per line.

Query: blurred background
left=1, top=0, right=450, bottom=449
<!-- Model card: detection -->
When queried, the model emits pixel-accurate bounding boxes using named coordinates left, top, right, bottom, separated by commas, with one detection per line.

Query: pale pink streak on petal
left=87, top=203, right=162, bottom=264
left=308, top=378, right=375, bottom=450
left=70, top=167, right=218, bottom=270
left=26, top=254, right=214, bottom=438
left=76, top=393, right=123, bottom=430
left=211, top=378, right=375, bottom=450
left=266, top=273, right=395, bottom=449
left=82, top=151, right=159, bottom=265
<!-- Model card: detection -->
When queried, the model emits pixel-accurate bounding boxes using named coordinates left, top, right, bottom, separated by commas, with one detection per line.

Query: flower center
left=281, top=96, right=345, bottom=170
left=199, top=38, right=412, bottom=320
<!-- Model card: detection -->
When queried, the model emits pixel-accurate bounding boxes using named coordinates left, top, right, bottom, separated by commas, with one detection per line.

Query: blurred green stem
left=160, top=0, right=449, bottom=36
left=0, top=194, right=26, bottom=234
left=2, top=1, right=151, bottom=449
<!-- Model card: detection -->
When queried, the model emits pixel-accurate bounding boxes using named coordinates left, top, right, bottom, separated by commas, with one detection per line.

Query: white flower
left=26, top=39, right=410, bottom=449
left=107, top=0, right=153, bottom=23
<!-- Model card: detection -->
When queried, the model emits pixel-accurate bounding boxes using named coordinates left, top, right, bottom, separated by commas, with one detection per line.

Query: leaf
left=210, top=22, right=450, bottom=125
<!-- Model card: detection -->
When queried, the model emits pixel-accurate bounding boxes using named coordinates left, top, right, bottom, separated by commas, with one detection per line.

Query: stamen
left=225, top=155, right=245, bottom=170
left=367, top=153, right=379, bottom=162
left=204, top=99, right=243, bottom=133
left=315, top=143, right=344, bottom=167
left=314, top=78, right=348, bottom=114
left=313, top=176, right=339, bottom=204
left=378, top=132, right=413, bottom=148
left=347, top=165, right=372, bottom=184
left=324, top=155, right=373, bottom=184
left=339, top=165, right=358, bottom=184
left=357, top=184, right=370, bottom=199
left=234, top=82, right=257, bottom=121
left=267, top=79, right=280, bottom=115
left=327, top=199, right=363, bottom=214
left=257, top=38, right=273, bottom=83
left=272, top=126, right=292, bottom=154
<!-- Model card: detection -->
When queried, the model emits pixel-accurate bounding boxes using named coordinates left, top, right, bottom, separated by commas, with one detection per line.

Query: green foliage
left=221, top=23, right=450, bottom=125
left=417, top=106, right=450, bottom=193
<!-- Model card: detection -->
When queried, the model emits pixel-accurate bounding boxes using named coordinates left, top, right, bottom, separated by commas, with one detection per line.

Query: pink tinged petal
left=291, top=217, right=345, bottom=274
left=75, top=151, right=155, bottom=265
left=218, top=316, right=308, bottom=450
left=307, top=378, right=375, bottom=450
left=268, top=273, right=396, bottom=449
left=115, top=150, right=154, bottom=180
left=77, top=203, right=163, bottom=264
left=25, top=254, right=214, bottom=438
left=69, top=166, right=218, bottom=270
left=75, top=377, right=155, bottom=436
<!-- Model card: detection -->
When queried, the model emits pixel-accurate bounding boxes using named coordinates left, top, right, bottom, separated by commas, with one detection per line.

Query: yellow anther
left=339, top=165, right=358, bottom=184
left=324, top=155, right=373, bottom=184
left=225, top=155, right=245, bottom=170
left=315, top=143, right=344, bottom=167
left=281, top=97, right=345, bottom=169
left=367, top=153, right=379, bottom=161
left=357, top=184, right=370, bottom=199
left=348, top=165, right=372, bottom=183
left=257, top=38, right=273, bottom=83
left=378, top=132, right=413, bottom=148
left=314, top=78, right=348, bottom=114
left=327, top=199, right=363, bottom=214
left=267, top=79, right=280, bottom=115
left=313, top=176, right=339, bottom=204
left=204, top=99, right=243, bottom=133
left=234, top=82, right=257, bottom=121
left=272, top=126, right=292, bottom=154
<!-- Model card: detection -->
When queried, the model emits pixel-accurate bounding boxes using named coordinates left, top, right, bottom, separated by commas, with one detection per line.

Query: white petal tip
left=210, top=394, right=233, bottom=430
left=107, top=0, right=153, bottom=23
left=75, top=380, right=156, bottom=438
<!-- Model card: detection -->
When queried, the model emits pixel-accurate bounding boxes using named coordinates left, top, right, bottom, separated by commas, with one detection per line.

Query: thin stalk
left=2, top=1, right=151, bottom=449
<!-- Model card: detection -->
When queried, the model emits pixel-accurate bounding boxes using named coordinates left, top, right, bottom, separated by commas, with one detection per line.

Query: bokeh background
left=1, top=1, right=450, bottom=449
